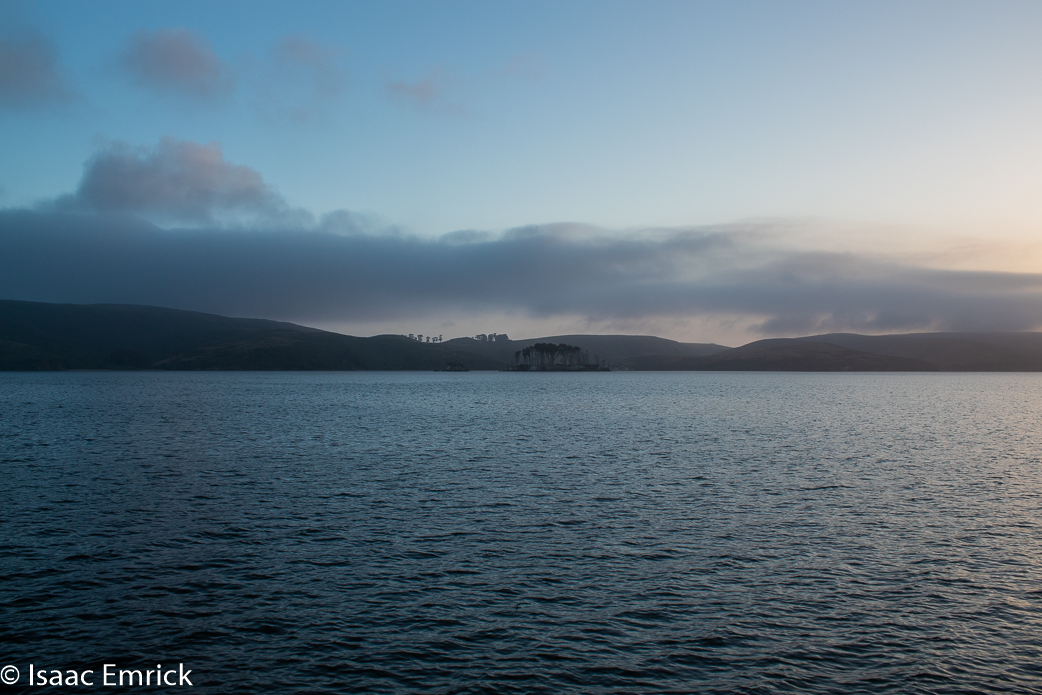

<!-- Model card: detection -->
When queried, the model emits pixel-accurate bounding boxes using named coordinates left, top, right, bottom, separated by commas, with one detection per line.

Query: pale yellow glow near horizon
left=310, top=221, right=1042, bottom=346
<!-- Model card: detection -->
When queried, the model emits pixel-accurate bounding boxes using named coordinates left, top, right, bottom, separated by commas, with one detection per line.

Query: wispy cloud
left=274, top=35, right=344, bottom=99
left=120, top=28, right=234, bottom=101
left=504, top=52, right=547, bottom=81
left=45, top=137, right=303, bottom=226
left=254, top=34, right=347, bottom=124
left=386, top=68, right=443, bottom=110
left=0, top=29, right=76, bottom=110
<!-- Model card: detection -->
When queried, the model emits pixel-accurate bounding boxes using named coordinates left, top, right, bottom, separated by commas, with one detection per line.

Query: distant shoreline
left=4, top=299, right=1042, bottom=372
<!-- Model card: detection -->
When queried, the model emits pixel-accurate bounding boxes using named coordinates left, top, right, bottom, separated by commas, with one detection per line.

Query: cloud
left=386, top=69, right=443, bottom=109
left=3, top=211, right=1042, bottom=337
left=274, top=35, right=344, bottom=99
left=120, top=28, right=234, bottom=100
left=254, top=34, right=346, bottom=124
left=48, top=137, right=299, bottom=225
left=504, top=52, right=546, bottom=81
left=0, top=29, right=75, bottom=110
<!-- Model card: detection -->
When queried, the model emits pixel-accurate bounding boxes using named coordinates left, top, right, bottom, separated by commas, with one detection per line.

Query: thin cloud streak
left=386, top=69, right=443, bottom=109
left=504, top=52, right=547, bottom=81
left=2, top=211, right=1042, bottom=336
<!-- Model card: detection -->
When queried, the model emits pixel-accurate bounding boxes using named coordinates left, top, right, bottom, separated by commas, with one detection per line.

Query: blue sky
left=2, top=0, right=1042, bottom=342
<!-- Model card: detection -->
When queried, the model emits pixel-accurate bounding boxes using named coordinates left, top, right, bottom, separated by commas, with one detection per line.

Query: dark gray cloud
left=2, top=209, right=1042, bottom=336
left=120, top=28, right=234, bottom=100
left=0, top=29, right=75, bottom=110
left=48, top=137, right=298, bottom=225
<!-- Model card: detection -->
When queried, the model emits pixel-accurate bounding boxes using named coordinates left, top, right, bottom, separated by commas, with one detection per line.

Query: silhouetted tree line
left=513, top=343, right=591, bottom=370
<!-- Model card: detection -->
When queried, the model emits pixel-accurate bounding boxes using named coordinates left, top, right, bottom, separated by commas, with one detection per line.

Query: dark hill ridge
left=620, top=333, right=1042, bottom=371
left=783, top=332, right=1042, bottom=371
left=0, top=300, right=507, bottom=371
left=621, top=341, right=938, bottom=372
left=4, top=299, right=1042, bottom=371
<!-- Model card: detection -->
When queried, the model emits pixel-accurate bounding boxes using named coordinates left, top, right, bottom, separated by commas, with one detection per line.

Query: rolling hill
left=620, top=341, right=938, bottom=371
left=0, top=300, right=507, bottom=371
left=619, top=333, right=1042, bottom=371
left=4, top=299, right=1042, bottom=371
left=780, top=332, right=1042, bottom=371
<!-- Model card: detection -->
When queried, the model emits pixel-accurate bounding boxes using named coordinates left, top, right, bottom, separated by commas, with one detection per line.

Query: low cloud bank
left=2, top=209, right=1042, bottom=336
left=9, top=136, right=1042, bottom=337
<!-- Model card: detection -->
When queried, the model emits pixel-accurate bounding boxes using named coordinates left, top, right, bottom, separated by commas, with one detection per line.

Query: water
left=2, top=371, right=1041, bottom=693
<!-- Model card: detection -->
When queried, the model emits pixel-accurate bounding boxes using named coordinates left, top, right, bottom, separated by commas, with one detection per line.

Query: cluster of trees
left=513, top=343, right=590, bottom=370
left=407, top=334, right=443, bottom=343
left=474, top=333, right=509, bottom=342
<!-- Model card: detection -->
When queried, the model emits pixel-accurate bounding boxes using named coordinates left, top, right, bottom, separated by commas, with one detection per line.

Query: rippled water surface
left=2, top=371, right=1042, bottom=693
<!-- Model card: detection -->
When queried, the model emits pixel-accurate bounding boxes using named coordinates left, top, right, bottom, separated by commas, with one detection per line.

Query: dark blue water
left=2, top=372, right=1041, bottom=693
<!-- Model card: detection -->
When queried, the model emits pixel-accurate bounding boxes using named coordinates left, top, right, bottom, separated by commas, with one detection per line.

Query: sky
left=2, top=0, right=1042, bottom=345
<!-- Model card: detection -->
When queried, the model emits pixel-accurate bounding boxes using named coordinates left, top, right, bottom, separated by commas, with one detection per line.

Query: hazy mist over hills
left=5, top=300, right=1042, bottom=372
